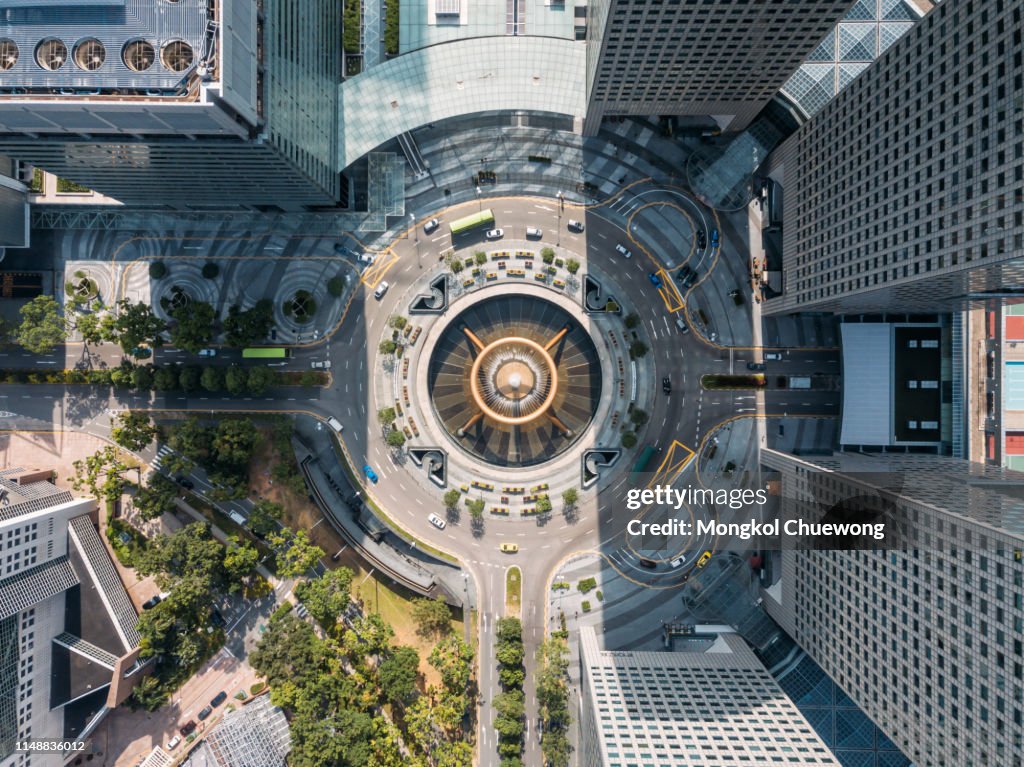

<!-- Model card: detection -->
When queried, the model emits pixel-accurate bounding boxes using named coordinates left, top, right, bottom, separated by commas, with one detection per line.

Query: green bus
left=242, top=347, right=290, bottom=359
left=450, top=208, right=495, bottom=235
left=632, top=445, right=657, bottom=475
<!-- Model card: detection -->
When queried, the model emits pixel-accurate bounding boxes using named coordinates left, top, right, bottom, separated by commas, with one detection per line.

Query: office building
left=584, top=0, right=857, bottom=133
left=0, top=468, right=141, bottom=767
left=578, top=626, right=840, bottom=767
left=0, top=0, right=342, bottom=211
left=766, top=0, right=1024, bottom=315
left=761, top=448, right=1024, bottom=767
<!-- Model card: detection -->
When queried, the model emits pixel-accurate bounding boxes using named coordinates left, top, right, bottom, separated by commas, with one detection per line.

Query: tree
left=377, top=407, right=397, bottom=427
left=474, top=251, right=487, bottom=266
left=201, top=366, right=224, bottom=393
left=169, top=300, right=216, bottom=353
left=565, top=258, right=580, bottom=275
left=167, top=418, right=212, bottom=463
left=496, top=639, right=524, bottom=669
left=385, top=429, right=406, bottom=449
left=562, top=487, right=578, bottom=510
left=466, top=498, right=485, bottom=519
left=131, top=365, right=154, bottom=390
left=411, top=597, right=451, bottom=640
left=135, top=522, right=226, bottom=592
left=225, top=365, right=248, bottom=395
left=130, top=674, right=168, bottom=711
left=535, top=495, right=552, bottom=514
left=343, top=614, right=395, bottom=660
left=327, top=276, right=345, bottom=297
left=629, top=340, right=648, bottom=359
left=378, top=645, right=420, bottom=705
left=249, top=499, right=283, bottom=537
left=540, top=247, right=556, bottom=264
left=72, top=446, right=130, bottom=502
left=378, top=339, right=397, bottom=356
left=222, top=536, right=260, bottom=586
left=388, top=315, right=407, bottom=331
left=630, top=408, right=649, bottom=428
left=536, top=637, right=572, bottom=767
left=428, top=635, right=473, bottom=693
left=15, top=295, right=65, bottom=354
left=113, top=300, right=166, bottom=354
left=443, top=489, right=461, bottom=510
left=202, top=262, right=220, bottom=279
left=621, top=431, right=637, bottom=448
left=247, top=366, right=275, bottom=395
left=294, top=567, right=354, bottom=629
left=211, top=418, right=260, bottom=466
left=496, top=617, right=521, bottom=644
left=493, top=689, right=525, bottom=739
left=223, top=299, right=274, bottom=347
left=270, top=528, right=324, bottom=578
left=250, top=612, right=324, bottom=689
left=149, top=261, right=167, bottom=279
left=111, top=412, right=158, bottom=451
left=624, top=312, right=640, bottom=329
left=74, top=311, right=105, bottom=346
left=448, top=258, right=463, bottom=275
left=133, top=473, right=179, bottom=521
left=153, top=366, right=179, bottom=391
left=179, top=365, right=201, bottom=391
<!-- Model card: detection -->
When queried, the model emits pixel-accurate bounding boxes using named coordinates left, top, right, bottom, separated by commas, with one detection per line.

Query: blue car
left=710, top=228, right=720, bottom=248
left=648, top=272, right=663, bottom=288
left=363, top=465, right=379, bottom=483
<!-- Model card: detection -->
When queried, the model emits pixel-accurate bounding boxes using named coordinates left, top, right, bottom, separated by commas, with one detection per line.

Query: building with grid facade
left=182, top=694, right=290, bottom=767
left=0, top=469, right=141, bottom=767
left=760, top=448, right=1024, bottom=767
left=584, top=0, right=858, bottom=134
left=0, top=1, right=343, bottom=211
left=578, top=626, right=840, bottom=767
left=766, top=0, right=1024, bottom=315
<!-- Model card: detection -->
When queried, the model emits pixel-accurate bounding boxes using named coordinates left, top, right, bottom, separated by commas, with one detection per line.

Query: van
left=567, top=220, right=584, bottom=232
left=526, top=227, right=543, bottom=239
left=374, top=281, right=390, bottom=299
left=326, top=417, right=344, bottom=433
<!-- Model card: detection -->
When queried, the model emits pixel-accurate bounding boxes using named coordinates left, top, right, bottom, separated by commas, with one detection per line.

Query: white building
left=578, top=626, right=840, bottom=767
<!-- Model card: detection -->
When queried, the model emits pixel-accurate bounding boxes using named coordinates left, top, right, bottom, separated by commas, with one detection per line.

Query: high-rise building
left=0, top=0, right=342, bottom=211
left=577, top=626, right=840, bottom=767
left=760, top=448, right=1024, bottom=767
left=766, top=0, right=1024, bottom=315
left=584, top=0, right=857, bottom=133
left=0, top=468, right=142, bottom=767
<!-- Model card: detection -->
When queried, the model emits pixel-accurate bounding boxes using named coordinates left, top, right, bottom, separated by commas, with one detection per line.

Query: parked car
left=166, top=735, right=182, bottom=750
left=197, top=705, right=213, bottom=722
left=500, top=543, right=519, bottom=553
left=648, top=272, right=663, bottom=288
left=526, top=227, right=543, bottom=238
left=729, top=289, right=744, bottom=306
left=198, top=349, right=216, bottom=357
left=174, top=475, right=194, bottom=489
left=142, top=595, right=162, bottom=611
left=662, top=376, right=672, bottom=394
left=710, top=228, right=719, bottom=248
left=363, top=465, right=379, bottom=483
left=747, top=362, right=765, bottom=371
left=311, top=360, right=331, bottom=369
left=567, top=219, right=585, bottom=232
left=764, top=352, right=783, bottom=361
left=615, top=243, right=633, bottom=259
left=210, top=691, right=227, bottom=708
left=485, top=228, right=504, bottom=240
left=696, top=551, right=712, bottom=569
left=374, top=281, right=390, bottom=300
left=423, top=218, right=440, bottom=234
left=179, top=721, right=197, bottom=737
left=357, top=252, right=376, bottom=264
left=428, top=513, right=446, bottom=530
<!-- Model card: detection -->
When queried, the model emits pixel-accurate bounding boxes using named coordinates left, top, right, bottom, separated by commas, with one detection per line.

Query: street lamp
left=476, top=185, right=482, bottom=211
left=556, top=190, right=563, bottom=247
left=410, top=213, right=421, bottom=268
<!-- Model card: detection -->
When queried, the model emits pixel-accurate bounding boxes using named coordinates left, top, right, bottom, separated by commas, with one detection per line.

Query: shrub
left=624, top=312, right=640, bottom=329
left=629, top=340, right=648, bottom=359
left=577, top=577, right=597, bottom=594
left=621, top=432, right=638, bottom=449
left=581, top=600, right=591, bottom=613
left=566, top=258, right=580, bottom=274
left=250, top=682, right=267, bottom=696
left=551, top=581, right=570, bottom=591
left=541, top=247, right=555, bottom=264
left=327, top=276, right=345, bottom=297
left=343, top=0, right=361, bottom=53
left=384, top=0, right=400, bottom=55
left=201, top=262, right=219, bottom=279
left=474, top=251, right=487, bottom=266
left=148, top=261, right=167, bottom=280
left=596, top=590, right=604, bottom=602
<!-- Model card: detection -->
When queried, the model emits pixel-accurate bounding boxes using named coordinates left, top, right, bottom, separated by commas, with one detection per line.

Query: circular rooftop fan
left=35, top=39, right=68, bottom=71
left=0, top=40, right=19, bottom=71
left=122, top=40, right=155, bottom=72
left=74, top=39, right=106, bottom=71
left=160, top=41, right=194, bottom=73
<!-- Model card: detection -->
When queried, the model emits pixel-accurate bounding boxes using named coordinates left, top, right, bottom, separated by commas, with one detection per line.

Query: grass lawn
left=505, top=566, right=521, bottom=617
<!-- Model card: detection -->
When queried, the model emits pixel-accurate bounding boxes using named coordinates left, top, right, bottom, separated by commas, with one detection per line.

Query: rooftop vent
left=123, top=40, right=155, bottom=72
left=73, top=39, right=106, bottom=71
left=0, top=40, right=18, bottom=71
left=35, top=38, right=67, bottom=71
left=161, top=40, right=194, bottom=73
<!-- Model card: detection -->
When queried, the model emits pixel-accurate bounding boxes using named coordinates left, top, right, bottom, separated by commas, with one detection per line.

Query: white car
left=166, top=735, right=182, bottom=750
left=311, top=360, right=331, bottom=369
left=374, top=281, right=390, bottom=299
left=485, top=228, right=504, bottom=240
left=567, top=220, right=584, bottom=232
left=764, top=352, right=783, bottom=360
left=526, top=227, right=543, bottom=238
left=428, top=513, right=446, bottom=530
left=358, top=252, right=376, bottom=264
left=669, top=554, right=687, bottom=569
left=198, top=349, right=216, bottom=357
left=615, top=243, right=632, bottom=259
left=424, top=218, right=440, bottom=234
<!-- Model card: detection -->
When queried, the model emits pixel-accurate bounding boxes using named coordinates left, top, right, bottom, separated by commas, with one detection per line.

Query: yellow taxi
left=695, top=550, right=712, bottom=569
left=499, top=543, right=519, bottom=554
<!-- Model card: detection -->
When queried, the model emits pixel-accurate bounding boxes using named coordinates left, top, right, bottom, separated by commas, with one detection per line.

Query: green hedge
left=0, top=367, right=327, bottom=391
left=343, top=0, right=361, bottom=54
left=385, top=0, right=400, bottom=55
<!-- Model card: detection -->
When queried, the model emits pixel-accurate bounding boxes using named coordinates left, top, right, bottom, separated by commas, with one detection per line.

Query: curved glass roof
left=781, top=0, right=923, bottom=118
left=338, top=36, right=585, bottom=169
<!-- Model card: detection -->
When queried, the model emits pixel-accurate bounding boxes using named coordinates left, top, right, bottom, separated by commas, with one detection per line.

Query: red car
left=180, top=721, right=196, bottom=737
